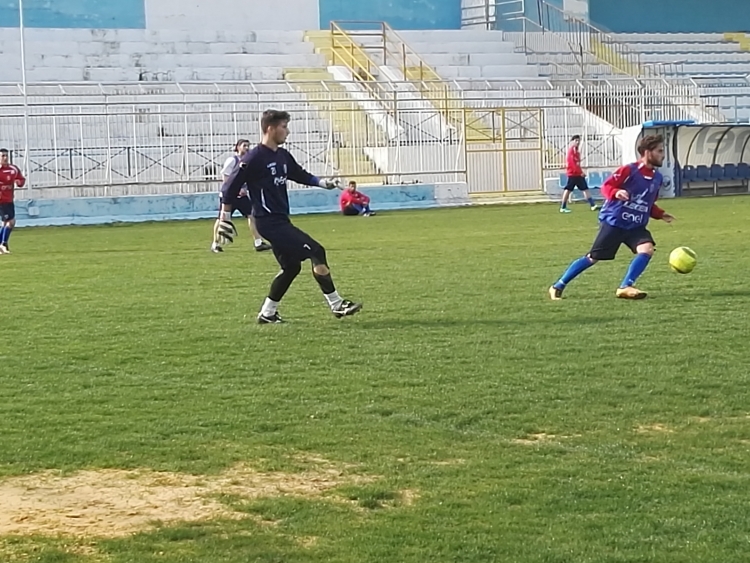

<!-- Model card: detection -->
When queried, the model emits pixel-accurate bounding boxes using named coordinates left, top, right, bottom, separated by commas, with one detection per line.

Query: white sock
left=254, top=238, right=264, bottom=248
left=324, top=291, right=343, bottom=310
left=259, top=298, right=279, bottom=317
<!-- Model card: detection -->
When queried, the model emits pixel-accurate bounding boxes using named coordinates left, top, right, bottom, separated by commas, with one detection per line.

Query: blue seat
left=587, top=172, right=601, bottom=187
left=696, top=165, right=711, bottom=181
left=559, top=174, right=567, bottom=188
left=710, top=164, right=724, bottom=180
left=738, top=163, right=750, bottom=178
left=723, top=164, right=738, bottom=179
left=682, top=165, right=698, bottom=182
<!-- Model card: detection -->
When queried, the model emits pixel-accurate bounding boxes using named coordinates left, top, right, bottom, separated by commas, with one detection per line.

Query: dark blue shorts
left=589, top=223, right=654, bottom=261
left=216, top=195, right=252, bottom=218
left=0, top=203, right=15, bottom=222
left=255, top=216, right=324, bottom=270
left=564, top=176, right=589, bottom=191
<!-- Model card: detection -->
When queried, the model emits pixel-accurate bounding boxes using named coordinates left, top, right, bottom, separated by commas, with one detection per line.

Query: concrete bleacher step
left=0, top=27, right=325, bottom=83
left=407, top=41, right=516, bottom=55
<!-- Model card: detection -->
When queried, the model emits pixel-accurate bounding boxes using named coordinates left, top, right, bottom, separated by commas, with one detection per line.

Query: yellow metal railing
left=329, top=21, right=492, bottom=142
left=329, top=21, right=396, bottom=113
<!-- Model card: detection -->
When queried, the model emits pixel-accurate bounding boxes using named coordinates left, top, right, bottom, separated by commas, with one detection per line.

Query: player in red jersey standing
left=559, top=135, right=598, bottom=213
left=0, top=148, right=26, bottom=254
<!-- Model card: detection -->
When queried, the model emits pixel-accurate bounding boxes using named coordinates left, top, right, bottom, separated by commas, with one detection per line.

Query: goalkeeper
left=218, top=109, right=363, bottom=324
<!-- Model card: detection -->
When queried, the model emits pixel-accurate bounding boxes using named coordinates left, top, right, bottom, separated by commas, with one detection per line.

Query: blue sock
left=0, top=226, right=7, bottom=246
left=587, top=197, right=596, bottom=207
left=554, top=255, right=595, bottom=289
left=621, top=253, right=651, bottom=288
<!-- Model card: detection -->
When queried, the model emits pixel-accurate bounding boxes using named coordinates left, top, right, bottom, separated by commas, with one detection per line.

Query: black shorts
left=231, top=196, right=252, bottom=218
left=342, top=205, right=359, bottom=216
left=564, top=176, right=589, bottom=191
left=255, top=216, right=324, bottom=270
left=589, top=223, right=655, bottom=261
left=217, top=196, right=252, bottom=218
left=0, top=203, right=15, bottom=222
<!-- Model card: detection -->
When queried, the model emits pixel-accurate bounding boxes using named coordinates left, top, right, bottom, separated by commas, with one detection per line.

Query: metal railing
left=328, top=21, right=479, bottom=139
left=0, top=81, right=467, bottom=198
left=2, top=77, right=746, bottom=197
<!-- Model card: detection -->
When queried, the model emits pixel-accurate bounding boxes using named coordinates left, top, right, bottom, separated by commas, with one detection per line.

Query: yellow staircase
left=355, top=22, right=496, bottom=144
left=283, top=32, right=384, bottom=185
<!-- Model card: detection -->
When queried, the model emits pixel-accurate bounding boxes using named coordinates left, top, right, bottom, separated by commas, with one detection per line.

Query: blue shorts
left=589, top=223, right=654, bottom=261
left=0, top=203, right=15, bottom=222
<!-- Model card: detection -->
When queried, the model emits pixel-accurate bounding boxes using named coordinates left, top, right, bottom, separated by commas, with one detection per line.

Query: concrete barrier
left=15, top=182, right=471, bottom=227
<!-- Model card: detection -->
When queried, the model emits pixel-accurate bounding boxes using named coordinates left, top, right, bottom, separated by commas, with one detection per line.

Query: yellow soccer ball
left=669, top=246, right=697, bottom=274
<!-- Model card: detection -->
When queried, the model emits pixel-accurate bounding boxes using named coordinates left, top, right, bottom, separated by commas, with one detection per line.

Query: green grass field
left=1, top=197, right=749, bottom=563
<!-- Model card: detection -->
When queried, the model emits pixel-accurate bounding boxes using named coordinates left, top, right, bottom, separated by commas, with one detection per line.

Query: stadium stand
left=0, top=29, right=325, bottom=82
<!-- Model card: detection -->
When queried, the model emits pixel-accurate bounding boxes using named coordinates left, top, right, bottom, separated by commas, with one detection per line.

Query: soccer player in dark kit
left=549, top=134, right=675, bottom=301
left=220, top=110, right=362, bottom=324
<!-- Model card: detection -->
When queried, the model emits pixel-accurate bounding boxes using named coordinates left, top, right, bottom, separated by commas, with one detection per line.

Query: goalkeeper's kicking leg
left=257, top=222, right=362, bottom=324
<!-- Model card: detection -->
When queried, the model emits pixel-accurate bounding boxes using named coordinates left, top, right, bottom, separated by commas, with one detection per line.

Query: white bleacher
left=0, top=28, right=325, bottom=82
left=0, top=82, right=337, bottom=194
left=397, top=30, right=538, bottom=79
left=614, top=33, right=750, bottom=76
left=612, top=33, right=750, bottom=121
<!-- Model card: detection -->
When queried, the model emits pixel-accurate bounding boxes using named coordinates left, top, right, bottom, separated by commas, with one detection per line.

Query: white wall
left=145, top=0, right=319, bottom=31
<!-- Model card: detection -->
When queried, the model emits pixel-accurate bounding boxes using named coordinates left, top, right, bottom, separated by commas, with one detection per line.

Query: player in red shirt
left=339, top=180, right=375, bottom=216
left=560, top=135, right=598, bottom=213
left=0, top=148, right=26, bottom=254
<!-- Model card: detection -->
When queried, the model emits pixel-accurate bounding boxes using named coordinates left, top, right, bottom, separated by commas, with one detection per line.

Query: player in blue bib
left=549, top=134, right=676, bottom=301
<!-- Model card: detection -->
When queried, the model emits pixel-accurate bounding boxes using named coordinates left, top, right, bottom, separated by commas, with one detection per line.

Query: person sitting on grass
left=339, top=181, right=375, bottom=216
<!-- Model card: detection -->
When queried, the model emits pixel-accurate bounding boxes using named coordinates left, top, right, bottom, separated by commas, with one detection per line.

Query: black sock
left=313, top=272, right=336, bottom=295
left=268, top=266, right=301, bottom=301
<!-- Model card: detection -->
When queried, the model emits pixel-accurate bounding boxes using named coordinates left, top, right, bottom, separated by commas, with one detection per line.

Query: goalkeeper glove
left=319, top=178, right=341, bottom=190
left=217, top=212, right=238, bottom=245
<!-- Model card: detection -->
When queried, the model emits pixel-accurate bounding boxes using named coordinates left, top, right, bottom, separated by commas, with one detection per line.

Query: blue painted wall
left=589, top=0, right=750, bottom=33
left=0, top=0, right=145, bottom=29
left=13, top=185, right=446, bottom=227
left=319, top=0, right=461, bottom=30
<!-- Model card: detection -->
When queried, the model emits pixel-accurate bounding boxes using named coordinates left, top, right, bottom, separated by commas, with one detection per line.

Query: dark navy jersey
left=222, top=144, right=319, bottom=218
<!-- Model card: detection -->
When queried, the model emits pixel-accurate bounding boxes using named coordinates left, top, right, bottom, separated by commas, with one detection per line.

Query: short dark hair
left=637, top=134, right=664, bottom=156
left=0, top=148, right=8, bottom=155
left=348, top=180, right=357, bottom=187
left=261, top=109, right=290, bottom=133
left=234, top=139, right=250, bottom=151
left=571, top=135, right=581, bottom=141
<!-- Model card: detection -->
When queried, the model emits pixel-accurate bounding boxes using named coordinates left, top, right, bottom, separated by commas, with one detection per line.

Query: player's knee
left=311, top=245, right=328, bottom=267
left=638, top=244, right=655, bottom=256
left=585, top=254, right=599, bottom=264
left=313, top=263, right=329, bottom=276
left=7, top=219, right=15, bottom=228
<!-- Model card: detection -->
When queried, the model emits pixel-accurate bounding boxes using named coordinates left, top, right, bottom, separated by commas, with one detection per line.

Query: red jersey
left=339, top=189, right=370, bottom=211
left=566, top=145, right=583, bottom=177
left=0, top=164, right=26, bottom=204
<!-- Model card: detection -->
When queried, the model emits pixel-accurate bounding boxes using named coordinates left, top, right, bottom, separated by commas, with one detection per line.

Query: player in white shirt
left=211, top=139, right=272, bottom=253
